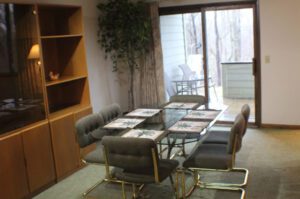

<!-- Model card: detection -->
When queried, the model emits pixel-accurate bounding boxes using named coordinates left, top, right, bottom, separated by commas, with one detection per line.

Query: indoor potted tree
left=97, top=0, right=151, bottom=110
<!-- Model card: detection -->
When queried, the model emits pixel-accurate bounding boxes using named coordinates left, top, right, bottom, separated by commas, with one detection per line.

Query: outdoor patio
left=183, top=86, right=255, bottom=123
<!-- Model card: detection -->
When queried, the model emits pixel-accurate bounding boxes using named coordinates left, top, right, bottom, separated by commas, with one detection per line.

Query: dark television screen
left=0, top=4, right=45, bottom=135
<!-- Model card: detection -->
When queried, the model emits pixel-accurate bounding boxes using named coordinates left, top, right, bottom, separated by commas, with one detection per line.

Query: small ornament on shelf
left=49, top=71, right=60, bottom=81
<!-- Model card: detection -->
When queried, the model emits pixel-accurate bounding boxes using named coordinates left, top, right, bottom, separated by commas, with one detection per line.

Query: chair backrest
left=75, top=113, right=105, bottom=148
left=227, top=113, right=245, bottom=154
left=170, top=95, right=207, bottom=105
left=102, top=136, right=158, bottom=172
left=241, top=104, right=250, bottom=136
left=178, top=64, right=195, bottom=80
left=99, top=103, right=122, bottom=124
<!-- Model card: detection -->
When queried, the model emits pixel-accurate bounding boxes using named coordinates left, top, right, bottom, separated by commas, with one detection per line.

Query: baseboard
left=261, top=123, right=300, bottom=129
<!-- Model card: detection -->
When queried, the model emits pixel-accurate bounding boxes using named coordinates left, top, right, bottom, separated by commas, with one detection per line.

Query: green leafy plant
left=97, top=0, right=151, bottom=110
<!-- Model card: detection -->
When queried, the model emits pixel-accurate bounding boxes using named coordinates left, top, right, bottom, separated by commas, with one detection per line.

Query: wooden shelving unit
left=38, top=5, right=83, bottom=36
left=37, top=4, right=91, bottom=180
left=45, top=75, right=87, bottom=86
left=41, top=34, right=82, bottom=39
left=0, top=4, right=92, bottom=198
left=38, top=5, right=90, bottom=115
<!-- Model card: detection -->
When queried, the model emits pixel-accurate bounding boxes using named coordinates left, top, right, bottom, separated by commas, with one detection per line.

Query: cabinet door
left=0, top=135, right=29, bottom=199
left=22, top=122, right=55, bottom=193
left=50, top=114, right=80, bottom=179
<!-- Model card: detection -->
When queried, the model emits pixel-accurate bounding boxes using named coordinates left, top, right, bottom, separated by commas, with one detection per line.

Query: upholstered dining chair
left=203, top=104, right=250, bottom=145
left=169, top=94, right=207, bottom=105
left=102, top=136, right=179, bottom=199
left=75, top=113, right=107, bottom=196
left=167, top=95, right=207, bottom=157
left=180, top=113, right=247, bottom=198
left=99, top=103, right=122, bottom=124
left=98, top=103, right=123, bottom=136
left=241, top=104, right=250, bottom=137
left=75, top=103, right=123, bottom=196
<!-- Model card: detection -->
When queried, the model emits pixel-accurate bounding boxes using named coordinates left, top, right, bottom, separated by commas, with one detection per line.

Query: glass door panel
left=160, top=13, right=205, bottom=100
left=205, top=8, right=255, bottom=122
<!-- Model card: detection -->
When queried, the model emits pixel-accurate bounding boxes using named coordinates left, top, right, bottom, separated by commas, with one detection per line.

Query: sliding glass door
left=160, top=12, right=205, bottom=99
left=205, top=8, right=255, bottom=122
left=160, top=3, right=258, bottom=124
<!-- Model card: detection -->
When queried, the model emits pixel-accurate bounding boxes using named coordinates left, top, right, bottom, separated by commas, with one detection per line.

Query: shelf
left=49, top=104, right=91, bottom=120
left=41, top=34, right=82, bottom=39
left=38, top=5, right=82, bottom=36
left=47, top=78, right=90, bottom=114
left=46, top=75, right=87, bottom=87
left=41, top=36, right=87, bottom=80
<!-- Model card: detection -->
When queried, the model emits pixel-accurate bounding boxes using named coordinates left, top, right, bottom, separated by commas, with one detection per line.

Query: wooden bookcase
left=0, top=4, right=92, bottom=198
left=37, top=4, right=91, bottom=179
left=38, top=5, right=90, bottom=115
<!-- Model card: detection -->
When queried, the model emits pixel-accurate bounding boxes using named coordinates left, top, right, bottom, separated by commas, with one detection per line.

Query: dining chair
left=99, top=103, right=123, bottom=135
left=75, top=113, right=107, bottom=196
left=102, top=136, right=179, bottom=199
left=75, top=103, right=123, bottom=197
left=99, top=103, right=122, bottom=124
left=180, top=113, right=248, bottom=198
left=169, top=94, right=207, bottom=105
left=167, top=95, right=207, bottom=157
left=203, top=104, right=250, bottom=145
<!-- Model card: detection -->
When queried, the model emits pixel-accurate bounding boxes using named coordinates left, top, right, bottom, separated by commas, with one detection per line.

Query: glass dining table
left=103, top=102, right=226, bottom=159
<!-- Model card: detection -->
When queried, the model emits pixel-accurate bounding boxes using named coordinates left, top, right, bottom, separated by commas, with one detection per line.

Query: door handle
left=252, top=58, right=256, bottom=76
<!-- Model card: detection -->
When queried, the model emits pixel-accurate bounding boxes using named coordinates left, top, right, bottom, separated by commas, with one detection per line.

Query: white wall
left=4, top=0, right=127, bottom=112
left=259, top=0, right=300, bottom=125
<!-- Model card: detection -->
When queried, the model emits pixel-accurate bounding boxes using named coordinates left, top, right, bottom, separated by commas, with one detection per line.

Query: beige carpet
left=34, top=128, right=300, bottom=199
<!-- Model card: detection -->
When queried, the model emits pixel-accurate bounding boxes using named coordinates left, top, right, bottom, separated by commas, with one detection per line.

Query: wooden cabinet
left=0, top=4, right=92, bottom=198
left=50, top=113, right=80, bottom=179
left=22, top=122, right=56, bottom=193
left=0, top=122, right=56, bottom=198
left=49, top=106, right=92, bottom=179
left=0, top=135, right=29, bottom=199
left=74, top=106, right=93, bottom=122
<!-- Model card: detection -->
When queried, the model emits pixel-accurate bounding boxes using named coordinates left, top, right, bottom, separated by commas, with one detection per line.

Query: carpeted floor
left=33, top=128, right=300, bottom=199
